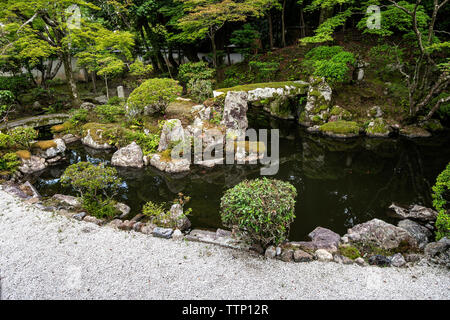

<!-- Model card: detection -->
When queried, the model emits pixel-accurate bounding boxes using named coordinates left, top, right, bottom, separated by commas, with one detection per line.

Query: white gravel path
left=0, top=189, right=449, bottom=300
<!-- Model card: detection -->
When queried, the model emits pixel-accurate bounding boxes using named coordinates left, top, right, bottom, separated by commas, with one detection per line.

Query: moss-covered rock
left=319, top=120, right=361, bottom=138
left=366, top=118, right=391, bottom=138
left=51, top=122, right=73, bottom=134
left=329, top=105, right=353, bottom=121
left=399, top=126, right=432, bottom=138
left=32, top=140, right=57, bottom=150
left=81, top=123, right=124, bottom=149
left=16, top=150, right=31, bottom=160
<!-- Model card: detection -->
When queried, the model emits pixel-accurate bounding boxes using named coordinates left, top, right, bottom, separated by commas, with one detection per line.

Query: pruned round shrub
left=8, top=126, right=38, bottom=149
left=220, top=178, right=297, bottom=248
left=61, top=162, right=122, bottom=219
left=432, top=162, right=450, bottom=240
left=127, top=78, right=182, bottom=116
left=187, top=79, right=213, bottom=103
left=178, top=62, right=215, bottom=85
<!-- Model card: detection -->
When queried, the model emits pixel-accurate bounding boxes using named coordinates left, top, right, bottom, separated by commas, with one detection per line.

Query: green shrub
left=0, top=152, right=20, bottom=173
left=95, top=104, right=125, bottom=123
left=187, top=79, right=213, bottom=103
left=220, top=178, right=297, bottom=248
left=125, top=130, right=160, bottom=155
left=0, top=75, right=30, bottom=94
left=69, top=108, right=89, bottom=125
left=178, top=62, right=215, bottom=85
left=0, top=132, right=13, bottom=149
left=127, top=78, right=182, bottom=115
left=61, top=162, right=122, bottom=219
left=432, top=163, right=450, bottom=240
left=230, top=24, right=260, bottom=59
left=248, top=61, right=280, bottom=82
left=303, top=46, right=356, bottom=84
left=142, top=194, right=191, bottom=228
left=129, top=59, right=154, bottom=78
left=339, top=245, right=361, bottom=260
left=8, top=127, right=38, bottom=149
left=107, top=96, right=125, bottom=106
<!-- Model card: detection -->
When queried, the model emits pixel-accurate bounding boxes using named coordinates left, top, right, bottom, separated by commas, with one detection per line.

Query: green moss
left=319, top=120, right=360, bottom=135
left=51, top=122, right=73, bottom=134
left=366, top=118, right=390, bottom=135
left=338, top=245, right=361, bottom=260
left=216, top=81, right=308, bottom=95
left=16, top=150, right=31, bottom=160
left=32, top=140, right=57, bottom=150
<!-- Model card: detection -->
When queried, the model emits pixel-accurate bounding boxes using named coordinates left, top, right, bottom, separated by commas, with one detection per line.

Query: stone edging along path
left=2, top=181, right=449, bottom=271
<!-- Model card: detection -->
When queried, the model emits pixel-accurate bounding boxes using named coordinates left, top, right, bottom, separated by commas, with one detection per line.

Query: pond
left=29, top=110, right=450, bottom=241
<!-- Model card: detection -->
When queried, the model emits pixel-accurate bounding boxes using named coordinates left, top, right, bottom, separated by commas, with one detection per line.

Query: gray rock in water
left=19, top=156, right=47, bottom=174
left=389, top=253, right=406, bottom=267
left=111, top=142, right=144, bottom=168
left=158, top=119, right=185, bottom=152
left=398, top=219, right=431, bottom=249
left=389, top=204, right=438, bottom=222
left=115, top=202, right=131, bottom=219
left=221, top=91, right=249, bottom=131
left=153, top=227, right=174, bottom=239
left=265, top=246, right=277, bottom=259
left=308, top=226, right=341, bottom=252
left=34, top=139, right=66, bottom=159
left=169, top=204, right=191, bottom=231
left=368, top=255, right=391, bottom=267
left=345, top=218, right=418, bottom=251
left=62, top=134, right=80, bottom=144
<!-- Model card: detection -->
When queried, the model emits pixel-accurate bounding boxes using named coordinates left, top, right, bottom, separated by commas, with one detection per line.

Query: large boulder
left=158, top=119, right=185, bottom=152
left=299, top=77, right=332, bottom=126
left=220, top=91, right=249, bottom=131
left=388, top=204, right=438, bottom=222
left=345, top=218, right=418, bottom=250
left=111, top=142, right=144, bottom=168
left=149, top=154, right=190, bottom=173
left=52, top=194, right=82, bottom=209
left=169, top=204, right=191, bottom=231
left=424, top=237, right=449, bottom=266
left=308, top=226, right=341, bottom=252
left=81, top=124, right=115, bottom=149
left=18, top=155, right=47, bottom=174
left=397, top=219, right=432, bottom=249
left=32, top=139, right=66, bottom=159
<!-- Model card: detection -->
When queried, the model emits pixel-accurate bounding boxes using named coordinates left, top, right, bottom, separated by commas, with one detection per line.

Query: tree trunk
left=91, top=72, right=97, bottom=94
left=300, top=5, right=306, bottom=38
left=105, top=75, right=109, bottom=101
left=168, top=47, right=179, bottom=71
left=60, top=52, right=80, bottom=106
left=281, top=0, right=287, bottom=47
left=268, top=13, right=274, bottom=49
left=319, top=7, right=333, bottom=25
left=210, top=32, right=217, bottom=68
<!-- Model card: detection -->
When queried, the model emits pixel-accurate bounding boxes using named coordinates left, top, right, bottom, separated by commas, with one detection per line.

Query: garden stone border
left=2, top=182, right=446, bottom=269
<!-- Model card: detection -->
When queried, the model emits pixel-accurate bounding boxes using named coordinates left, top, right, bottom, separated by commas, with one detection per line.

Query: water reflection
left=30, top=111, right=450, bottom=240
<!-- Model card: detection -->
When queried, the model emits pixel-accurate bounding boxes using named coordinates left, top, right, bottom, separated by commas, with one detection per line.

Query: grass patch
left=32, top=140, right=57, bottom=150
left=319, top=120, right=360, bottom=135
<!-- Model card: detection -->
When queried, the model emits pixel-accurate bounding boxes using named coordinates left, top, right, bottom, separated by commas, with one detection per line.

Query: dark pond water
left=30, top=110, right=450, bottom=241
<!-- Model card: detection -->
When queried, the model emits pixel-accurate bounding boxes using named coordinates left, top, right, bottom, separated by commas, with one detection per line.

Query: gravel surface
left=0, top=189, right=449, bottom=300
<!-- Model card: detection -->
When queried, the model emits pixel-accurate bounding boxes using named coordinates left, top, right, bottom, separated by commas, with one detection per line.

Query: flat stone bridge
left=0, top=114, right=70, bottom=131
